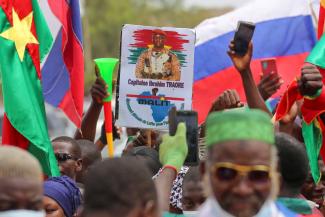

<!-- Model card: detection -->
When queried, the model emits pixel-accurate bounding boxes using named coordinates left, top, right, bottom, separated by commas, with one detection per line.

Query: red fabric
left=319, top=5, right=325, bottom=39
left=275, top=79, right=302, bottom=121
left=276, top=69, right=325, bottom=123
left=193, top=53, right=308, bottom=124
left=2, top=114, right=29, bottom=150
left=59, top=90, right=82, bottom=127
left=48, top=0, right=84, bottom=128
left=300, top=69, right=325, bottom=124
left=301, top=90, right=325, bottom=124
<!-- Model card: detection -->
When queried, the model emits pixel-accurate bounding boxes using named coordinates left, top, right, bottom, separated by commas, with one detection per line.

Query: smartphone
left=233, top=21, right=255, bottom=56
left=169, top=107, right=199, bottom=166
left=261, top=58, right=278, bottom=76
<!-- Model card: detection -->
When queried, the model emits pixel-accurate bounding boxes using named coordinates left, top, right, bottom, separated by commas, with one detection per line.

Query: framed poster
left=116, top=24, right=195, bottom=129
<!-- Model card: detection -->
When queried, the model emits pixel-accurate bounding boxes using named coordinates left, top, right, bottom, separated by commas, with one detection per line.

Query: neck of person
left=152, top=47, right=163, bottom=52
left=279, top=184, right=301, bottom=198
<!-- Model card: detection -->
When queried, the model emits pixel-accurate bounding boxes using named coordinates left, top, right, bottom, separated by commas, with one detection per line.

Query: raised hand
left=258, top=72, right=283, bottom=100
left=209, top=89, right=244, bottom=113
left=298, top=64, right=323, bottom=97
left=227, top=40, right=253, bottom=74
left=91, top=77, right=109, bottom=105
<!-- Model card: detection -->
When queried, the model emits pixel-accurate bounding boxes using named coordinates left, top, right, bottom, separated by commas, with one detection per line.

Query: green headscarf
left=206, top=108, right=274, bottom=147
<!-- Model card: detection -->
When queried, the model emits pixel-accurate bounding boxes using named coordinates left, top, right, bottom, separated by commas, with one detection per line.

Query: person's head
left=204, top=109, right=277, bottom=217
left=152, top=29, right=166, bottom=49
left=43, top=176, right=81, bottom=217
left=301, top=159, right=325, bottom=207
left=52, top=136, right=82, bottom=180
left=275, top=133, right=308, bottom=197
left=75, top=140, right=102, bottom=184
left=181, top=166, right=205, bottom=213
left=0, top=146, right=44, bottom=215
left=82, top=157, right=158, bottom=217
left=123, top=130, right=162, bottom=154
left=123, top=146, right=162, bottom=176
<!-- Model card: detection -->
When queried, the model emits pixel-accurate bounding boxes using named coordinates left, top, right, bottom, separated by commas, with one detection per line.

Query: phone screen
left=169, top=109, right=199, bottom=166
left=261, top=58, right=277, bottom=76
left=234, top=21, right=255, bottom=56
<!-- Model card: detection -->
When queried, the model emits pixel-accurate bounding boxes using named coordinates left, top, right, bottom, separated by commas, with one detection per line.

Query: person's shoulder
left=166, top=50, right=179, bottom=60
left=139, top=48, right=150, bottom=56
left=275, top=201, right=300, bottom=217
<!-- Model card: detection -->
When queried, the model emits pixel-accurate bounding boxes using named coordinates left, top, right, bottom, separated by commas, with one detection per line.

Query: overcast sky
left=183, top=0, right=254, bottom=8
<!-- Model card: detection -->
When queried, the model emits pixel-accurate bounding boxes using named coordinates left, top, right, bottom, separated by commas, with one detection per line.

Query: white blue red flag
left=39, top=0, right=84, bottom=128
left=193, top=0, right=317, bottom=123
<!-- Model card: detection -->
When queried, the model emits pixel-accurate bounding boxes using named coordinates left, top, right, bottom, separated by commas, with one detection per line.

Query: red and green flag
left=0, top=0, right=59, bottom=176
left=275, top=0, right=325, bottom=183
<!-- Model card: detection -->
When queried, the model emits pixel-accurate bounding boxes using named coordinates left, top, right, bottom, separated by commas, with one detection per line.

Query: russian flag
left=193, top=0, right=317, bottom=123
left=39, top=0, right=84, bottom=128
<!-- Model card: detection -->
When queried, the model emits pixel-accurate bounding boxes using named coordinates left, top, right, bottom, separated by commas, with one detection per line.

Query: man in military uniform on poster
left=135, top=29, right=181, bottom=81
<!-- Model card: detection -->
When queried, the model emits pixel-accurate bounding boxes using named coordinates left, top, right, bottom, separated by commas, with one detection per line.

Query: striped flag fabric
left=39, top=0, right=84, bottom=128
left=318, top=0, right=325, bottom=39
left=193, top=0, right=317, bottom=123
left=0, top=0, right=59, bottom=176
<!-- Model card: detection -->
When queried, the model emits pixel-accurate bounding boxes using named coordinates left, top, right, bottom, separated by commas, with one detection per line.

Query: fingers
left=227, top=50, right=235, bottom=58
left=301, top=72, right=322, bottom=83
left=301, top=64, right=322, bottom=80
left=228, top=90, right=238, bottom=106
left=175, top=122, right=186, bottom=137
left=303, top=81, right=323, bottom=89
left=233, top=90, right=241, bottom=103
left=222, top=90, right=241, bottom=108
left=97, top=77, right=109, bottom=92
left=91, top=85, right=108, bottom=98
left=91, top=77, right=109, bottom=102
left=223, top=90, right=232, bottom=107
left=302, top=64, right=317, bottom=70
left=237, top=102, right=244, bottom=107
left=227, top=41, right=236, bottom=57
left=211, top=89, right=242, bottom=112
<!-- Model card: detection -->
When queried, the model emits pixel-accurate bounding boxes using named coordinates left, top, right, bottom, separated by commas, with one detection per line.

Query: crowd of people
left=1, top=34, right=325, bottom=217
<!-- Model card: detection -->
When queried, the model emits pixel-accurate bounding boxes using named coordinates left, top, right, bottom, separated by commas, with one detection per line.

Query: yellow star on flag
left=0, top=8, right=39, bottom=61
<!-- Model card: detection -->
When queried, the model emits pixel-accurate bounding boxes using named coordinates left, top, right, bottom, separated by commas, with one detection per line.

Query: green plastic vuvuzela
left=94, top=58, right=119, bottom=102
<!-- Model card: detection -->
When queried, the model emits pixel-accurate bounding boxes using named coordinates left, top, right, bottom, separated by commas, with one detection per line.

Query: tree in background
left=83, top=0, right=230, bottom=90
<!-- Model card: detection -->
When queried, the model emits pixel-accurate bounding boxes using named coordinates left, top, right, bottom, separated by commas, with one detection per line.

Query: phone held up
left=168, top=107, right=199, bottom=166
left=261, top=58, right=278, bottom=76
left=233, top=21, right=255, bottom=56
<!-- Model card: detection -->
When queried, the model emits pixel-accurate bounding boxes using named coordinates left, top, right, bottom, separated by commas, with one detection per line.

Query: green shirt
left=163, top=212, right=185, bottom=217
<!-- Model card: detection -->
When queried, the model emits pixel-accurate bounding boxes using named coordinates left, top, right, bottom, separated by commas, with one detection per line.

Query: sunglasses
left=211, top=162, right=271, bottom=184
left=55, top=153, right=78, bottom=162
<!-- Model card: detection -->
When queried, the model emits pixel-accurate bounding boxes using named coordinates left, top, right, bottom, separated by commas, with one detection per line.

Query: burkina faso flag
left=0, top=0, right=59, bottom=176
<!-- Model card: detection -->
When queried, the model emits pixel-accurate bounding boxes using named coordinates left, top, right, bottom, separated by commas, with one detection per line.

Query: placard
left=116, top=24, right=195, bottom=129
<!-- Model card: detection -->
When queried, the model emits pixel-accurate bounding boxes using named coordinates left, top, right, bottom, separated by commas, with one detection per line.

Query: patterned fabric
left=152, top=166, right=189, bottom=210
left=135, top=47, right=181, bottom=81
left=170, top=166, right=190, bottom=209
left=198, top=137, right=207, bottom=161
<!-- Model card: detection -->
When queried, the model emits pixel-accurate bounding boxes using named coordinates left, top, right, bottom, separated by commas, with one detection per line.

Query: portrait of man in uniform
left=135, top=29, right=181, bottom=81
